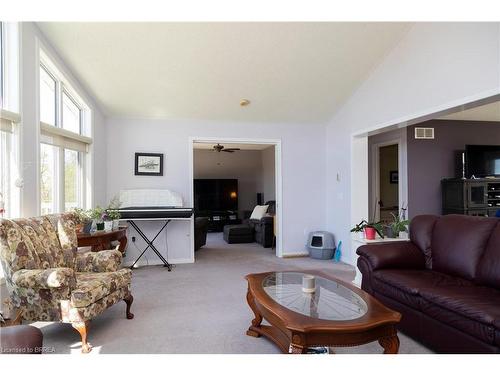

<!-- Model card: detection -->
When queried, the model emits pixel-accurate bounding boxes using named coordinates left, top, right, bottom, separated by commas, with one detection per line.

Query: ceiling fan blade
left=222, top=149, right=235, bottom=153
left=224, top=148, right=240, bottom=152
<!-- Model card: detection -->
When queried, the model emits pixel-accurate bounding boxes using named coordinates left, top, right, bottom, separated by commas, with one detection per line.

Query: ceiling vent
left=414, top=127, right=435, bottom=140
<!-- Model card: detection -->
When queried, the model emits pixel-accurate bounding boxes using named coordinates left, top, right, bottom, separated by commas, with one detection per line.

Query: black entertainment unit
left=443, top=144, right=500, bottom=217
left=194, top=179, right=241, bottom=232
left=442, top=178, right=500, bottom=217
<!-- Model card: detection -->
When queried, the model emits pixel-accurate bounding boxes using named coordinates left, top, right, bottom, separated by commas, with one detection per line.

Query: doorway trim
left=188, top=136, right=283, bottom=259
left=370, top=134, right=408, bottom=221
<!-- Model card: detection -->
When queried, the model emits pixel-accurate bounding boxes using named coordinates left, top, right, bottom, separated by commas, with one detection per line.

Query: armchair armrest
left=356, top=242, right=425, bottom=271
left=12, top=267, right=75, bottom=289
left=75, top=250, right=123, bottom=273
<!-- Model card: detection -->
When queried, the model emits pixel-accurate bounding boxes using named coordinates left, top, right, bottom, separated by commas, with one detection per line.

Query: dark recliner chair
left=248, top=201, right=275, bottom=248
left=194, top=217, right=209, bottom=251
left=357, top=214, right=500, bottom=353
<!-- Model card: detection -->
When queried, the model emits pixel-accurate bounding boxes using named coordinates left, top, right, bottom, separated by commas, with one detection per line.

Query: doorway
left=188, top=137, right=283, bottom=259
left=377, top=144, right=399, bottom=222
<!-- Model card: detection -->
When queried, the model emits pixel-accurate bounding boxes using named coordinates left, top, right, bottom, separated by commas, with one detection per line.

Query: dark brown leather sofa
left=357, top=214, right=500, bottom=353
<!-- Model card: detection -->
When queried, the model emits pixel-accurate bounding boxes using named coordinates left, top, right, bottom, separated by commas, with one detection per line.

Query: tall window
left=0, top=22, right=20, bottom=220
left=39, top=50, right=91, bottom=214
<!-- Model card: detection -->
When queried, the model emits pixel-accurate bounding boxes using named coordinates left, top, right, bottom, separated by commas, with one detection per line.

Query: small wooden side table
left=77, top=226, right=128, bottom=253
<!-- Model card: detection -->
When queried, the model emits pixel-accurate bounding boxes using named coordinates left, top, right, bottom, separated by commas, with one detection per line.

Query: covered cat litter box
left=307, top=231, right=335, bottom=260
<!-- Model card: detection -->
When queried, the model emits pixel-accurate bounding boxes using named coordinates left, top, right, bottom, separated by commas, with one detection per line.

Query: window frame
left=38, top=48, right=91, bottom=214
left=0, top=23, right=4, bottom=107
left=0, top=22, right=20, bottom=220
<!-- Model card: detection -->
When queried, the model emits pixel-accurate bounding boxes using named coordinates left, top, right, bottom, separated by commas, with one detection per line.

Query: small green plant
left=89, top=206, right=105, bottom=221
left=72, top=207, right=91, bottom=224
left=390, top=209, right=410, bottom=234
left=107, top=209, right=121, bottom=221
left=106, top=195, right=121, bottom=220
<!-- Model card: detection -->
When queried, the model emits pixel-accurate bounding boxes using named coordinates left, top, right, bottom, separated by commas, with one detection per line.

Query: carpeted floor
left=32, top=233, right=432, bottom=354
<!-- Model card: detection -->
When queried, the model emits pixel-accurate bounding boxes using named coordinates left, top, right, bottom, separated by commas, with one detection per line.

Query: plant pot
left=358, top=231, right=365, bottom=239
left=96, top=221, right=105, bottom=231
left=398, top=231, right=409, bottom=239
left=83, top=222, right=93, bottom=234
left=104, top=221, right=113, bottom=232
left=112, top=219, right=120, bottom=230
left=364, top=227, right=376, bottom=240
left=385, top=226, right=396, bottom=239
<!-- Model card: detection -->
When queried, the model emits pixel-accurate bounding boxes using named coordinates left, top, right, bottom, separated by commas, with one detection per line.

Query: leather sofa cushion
left=419, top=286, right=500, bottom=346
left=431, top=215, right=498, bottom=281
left=477, top=222, right=500, bottom=289
left=409, top=215, right=438, bottom=268
left=372, top=269, right=472, bottom=310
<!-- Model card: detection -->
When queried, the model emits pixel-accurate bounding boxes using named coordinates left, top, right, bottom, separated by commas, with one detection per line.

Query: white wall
left=194, top=149, right=263, bottom=218
left=326, top=23, right=500, bottom=265
left=19, top=22, right=107, bottom=217
left=106, top=118, right=326, bottom=264
left=260, top=146, right=276, bottom=202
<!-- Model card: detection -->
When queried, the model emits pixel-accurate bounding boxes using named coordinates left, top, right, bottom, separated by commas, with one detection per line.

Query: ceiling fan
left=212, top=143, right=241, bottom=153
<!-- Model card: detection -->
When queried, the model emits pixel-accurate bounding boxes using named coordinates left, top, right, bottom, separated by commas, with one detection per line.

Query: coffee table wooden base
left=245, top=277, right=400, bottom=354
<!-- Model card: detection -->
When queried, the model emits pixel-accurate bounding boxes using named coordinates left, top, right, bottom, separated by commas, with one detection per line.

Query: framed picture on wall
left=390, top=170, right=399, bottom=184
left=135, top=153, right=164, bottom=176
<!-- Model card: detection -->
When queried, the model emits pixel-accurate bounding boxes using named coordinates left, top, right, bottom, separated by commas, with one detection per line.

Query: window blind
left=0, top=109, right=20, bottom=133
left=40, top=122, right=92, bottom=153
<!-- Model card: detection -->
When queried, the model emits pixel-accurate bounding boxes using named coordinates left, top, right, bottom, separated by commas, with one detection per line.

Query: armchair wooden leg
left=124, top=294, right=134, bottom=319
left=72, top=321, right=92, bottom=353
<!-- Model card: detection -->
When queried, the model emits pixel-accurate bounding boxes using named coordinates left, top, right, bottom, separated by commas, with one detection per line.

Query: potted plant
left=107, top=196, right=122, bottom=230
left=72, top=207, right=92, bottom=234
left=391, top=208, right=410, bottom=239
left=90, top=206, right=105, bottom=231
left=351, top=220, right=384, bottom=240
left=101, top=211, right=113, bottom=232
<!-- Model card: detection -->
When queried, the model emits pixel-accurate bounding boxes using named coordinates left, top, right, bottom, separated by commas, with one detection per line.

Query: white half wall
left=106, top=118, right=326, bottom=265
left=326, top=22, right=500, bottom=265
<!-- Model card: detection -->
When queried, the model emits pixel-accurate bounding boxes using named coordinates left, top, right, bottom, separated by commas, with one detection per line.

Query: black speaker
left=257, top=193, right=263, bottom=205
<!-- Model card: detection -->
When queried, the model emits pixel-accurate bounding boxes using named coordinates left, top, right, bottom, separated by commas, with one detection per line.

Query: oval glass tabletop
left=262, top=272, right=368, bottom=321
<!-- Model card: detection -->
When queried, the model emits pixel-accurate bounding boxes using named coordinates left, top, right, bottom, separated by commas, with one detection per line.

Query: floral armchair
left=0, top=213, right=133, bottom=353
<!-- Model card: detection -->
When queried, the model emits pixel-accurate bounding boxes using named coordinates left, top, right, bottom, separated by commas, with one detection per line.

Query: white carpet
left=32, top=233, right=432, bottom=354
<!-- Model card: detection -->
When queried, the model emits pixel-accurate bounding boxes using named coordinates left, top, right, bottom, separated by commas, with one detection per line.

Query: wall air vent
left=414, top=127, right=435, bottom=140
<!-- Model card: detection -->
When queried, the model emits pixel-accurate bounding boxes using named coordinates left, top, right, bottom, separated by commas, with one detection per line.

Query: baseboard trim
left=282, top=252, right=309, bottom=258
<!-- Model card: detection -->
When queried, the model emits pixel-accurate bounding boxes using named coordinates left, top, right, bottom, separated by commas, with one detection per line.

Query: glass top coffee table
left=245, top=270, right=401, bottom=354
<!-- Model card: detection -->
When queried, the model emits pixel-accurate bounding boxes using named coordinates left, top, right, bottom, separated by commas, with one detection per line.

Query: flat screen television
left=194, top=179, right=238, bottom=212
left=466, top=145, right=500, bottom=177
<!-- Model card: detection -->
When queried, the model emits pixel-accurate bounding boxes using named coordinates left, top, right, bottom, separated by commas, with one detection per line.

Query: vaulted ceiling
left=37, top=22, right=411, bottom=124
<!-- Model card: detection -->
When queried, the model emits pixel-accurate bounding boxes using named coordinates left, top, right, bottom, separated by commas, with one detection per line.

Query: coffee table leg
left=246, top=287, right=262, bottom=337
left=290, top=344, right=307, bottom=354
left=379, top=333, right=400, bottom=354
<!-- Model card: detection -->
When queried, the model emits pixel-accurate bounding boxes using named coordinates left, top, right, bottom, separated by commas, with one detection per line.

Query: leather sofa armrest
left=75, top=250, right=123, bottom=273
left=356, top=242, right=425, bottom=271
left=12, top=267, right=76, bottom=290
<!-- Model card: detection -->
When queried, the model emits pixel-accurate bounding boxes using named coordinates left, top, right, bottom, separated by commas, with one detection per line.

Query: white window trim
left=38, top=46, right=92, bottom=214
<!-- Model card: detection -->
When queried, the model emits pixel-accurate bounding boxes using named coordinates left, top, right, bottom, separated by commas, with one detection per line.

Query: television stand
left=442, top=177, right=500, bottom=217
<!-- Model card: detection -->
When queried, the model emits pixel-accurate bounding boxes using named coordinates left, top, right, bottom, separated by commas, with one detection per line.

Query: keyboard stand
left=128, top=220, right=173, bottom=271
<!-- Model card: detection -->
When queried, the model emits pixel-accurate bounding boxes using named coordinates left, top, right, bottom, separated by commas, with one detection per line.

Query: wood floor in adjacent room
left=32, top=233, right=432, bottom=354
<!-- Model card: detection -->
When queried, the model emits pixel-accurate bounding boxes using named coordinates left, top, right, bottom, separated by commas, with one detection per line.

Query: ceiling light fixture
left=240, top=99, right=250, bottom=107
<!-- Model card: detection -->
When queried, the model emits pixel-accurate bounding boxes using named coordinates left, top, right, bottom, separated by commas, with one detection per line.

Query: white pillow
left=250, top=205, right=269, bottom=220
